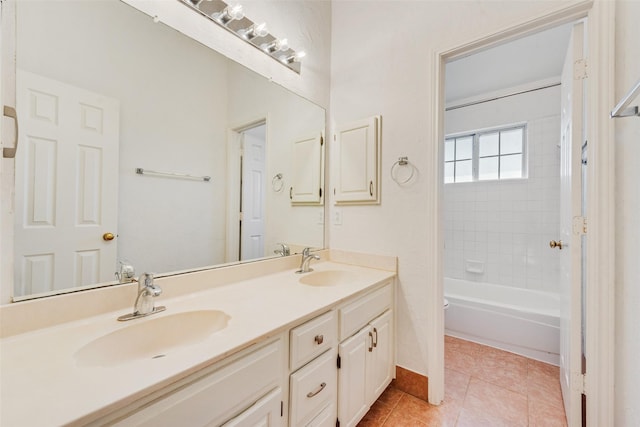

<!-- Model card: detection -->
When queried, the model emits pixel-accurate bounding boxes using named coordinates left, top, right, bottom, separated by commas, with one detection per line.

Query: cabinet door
left=334, top=116, right=380, bottom=204
left=291, top=133, right=323, bottom=204
left=367, top=310, right=394, bottom=403
left=337, top=326, right=371, bottom=427
left=220, top=387, right=282, bottom=427
left=113, top=340, right=283, bottom=427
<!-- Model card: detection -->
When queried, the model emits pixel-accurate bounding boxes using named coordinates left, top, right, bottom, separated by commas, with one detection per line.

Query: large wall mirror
left=12, top=0, right=325, bottom=300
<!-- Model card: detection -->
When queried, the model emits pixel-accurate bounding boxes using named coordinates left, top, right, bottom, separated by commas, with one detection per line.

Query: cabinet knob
left=314, top=334, right=324, bottom=345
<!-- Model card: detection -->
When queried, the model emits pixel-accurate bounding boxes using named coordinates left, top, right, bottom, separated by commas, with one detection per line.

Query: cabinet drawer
left=339, top=283, right=392, bottom=341
left=306, top=402, right=336, bottom=427
left=290, top=311, right=337, bottom=371
left=221, top=387, right=282, bottom=427
left=290, top=349, right=337, bottom=427
left=115, top=339, right=283, bottom=427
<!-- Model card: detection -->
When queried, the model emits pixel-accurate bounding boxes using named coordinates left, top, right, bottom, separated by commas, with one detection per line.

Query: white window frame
left=444, top=123, right=528, bottom=183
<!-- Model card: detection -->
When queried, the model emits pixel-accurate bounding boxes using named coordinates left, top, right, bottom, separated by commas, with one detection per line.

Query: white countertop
left=0, top=261, right=395, bottom=426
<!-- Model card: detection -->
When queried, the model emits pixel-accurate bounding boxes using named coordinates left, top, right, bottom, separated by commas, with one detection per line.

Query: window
left=444, top=125, right=526, bottom=183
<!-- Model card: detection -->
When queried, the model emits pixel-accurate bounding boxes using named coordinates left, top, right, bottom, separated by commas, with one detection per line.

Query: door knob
left=549, top=240, right=564, bottom=250
left=103, top=232, right=115, bottom=241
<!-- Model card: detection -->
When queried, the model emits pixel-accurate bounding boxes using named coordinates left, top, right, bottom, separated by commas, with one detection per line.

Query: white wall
left=614, top=1, right=640, bottom=425
left=443, top=86, right=561, bottom=293
left=16, top=0, right=228, bottom=275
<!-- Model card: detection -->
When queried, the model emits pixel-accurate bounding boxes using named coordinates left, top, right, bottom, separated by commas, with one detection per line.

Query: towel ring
left=390, top=157, right=416, bottom=184
left=272, top=173, right=284, bottom=192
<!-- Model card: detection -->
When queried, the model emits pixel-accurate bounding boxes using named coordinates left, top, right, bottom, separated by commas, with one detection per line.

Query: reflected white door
left=240, top=124, right=266, bottom=261
left=559, top=22, right=585, bottom=426
left=14, top=71, right=119, bottom=296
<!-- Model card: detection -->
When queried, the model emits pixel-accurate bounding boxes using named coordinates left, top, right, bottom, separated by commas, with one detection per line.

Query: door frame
left=225, top=117, right=268, bottom=263
left=428, top=2, right=615, bottom=426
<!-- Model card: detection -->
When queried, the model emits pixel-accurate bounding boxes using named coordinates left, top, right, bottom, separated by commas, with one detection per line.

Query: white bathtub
left=444, top=277, right=560, bottom=365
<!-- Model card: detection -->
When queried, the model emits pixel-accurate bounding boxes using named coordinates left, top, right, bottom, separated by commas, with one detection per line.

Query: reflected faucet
left=296, top=247, right=320, bottom=274
left=117, top=272, right=166, bottom=321
left=115, top=260, right=135, bottom=284
left=274, top=243, right=290, bottom=257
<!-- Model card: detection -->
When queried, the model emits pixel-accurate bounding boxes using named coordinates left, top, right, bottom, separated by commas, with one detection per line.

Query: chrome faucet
left=117, top=272, right=166, bottom=321
left=296, top=247, right=320, bottom=274
left=274, top=243, right=290, bottom=257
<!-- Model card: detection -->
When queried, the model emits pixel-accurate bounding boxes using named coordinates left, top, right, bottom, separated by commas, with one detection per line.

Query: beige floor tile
left=444, top=368, right=470, bottom=401
left=360, top=337, right=567, bottom=427
left=463, top=377, right=528, bottom=427
left=528, top=395, right=568, bottom=427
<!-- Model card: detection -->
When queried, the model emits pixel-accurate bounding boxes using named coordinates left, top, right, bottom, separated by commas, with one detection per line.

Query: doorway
left=441, top=20, right=584, bottom=424
left=430, top=3, right=615, bottom=425
left=225, top=120, right=268, bottom=263
left=239, top=123, right=267, bottom=261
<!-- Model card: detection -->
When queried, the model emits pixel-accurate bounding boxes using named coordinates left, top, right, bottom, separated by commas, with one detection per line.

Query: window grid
left=445, top=125, right=526, bottom=183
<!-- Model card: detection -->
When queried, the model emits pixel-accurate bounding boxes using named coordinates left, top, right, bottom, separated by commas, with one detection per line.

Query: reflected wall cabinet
left=333, top=116, right=381, bottom=204
left=290, top=133, right=324, bottom=205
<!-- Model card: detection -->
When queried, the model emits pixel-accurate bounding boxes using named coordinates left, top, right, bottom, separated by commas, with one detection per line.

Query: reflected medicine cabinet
left=290, top=133, right=324, bottom=205
left=334, top=116, right=381, bottom=204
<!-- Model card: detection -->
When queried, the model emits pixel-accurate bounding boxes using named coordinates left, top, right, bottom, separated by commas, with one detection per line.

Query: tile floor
left=357, top=336, right=567, bottom=426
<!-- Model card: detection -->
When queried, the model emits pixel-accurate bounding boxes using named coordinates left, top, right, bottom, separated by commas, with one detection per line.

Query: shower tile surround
left=444, top=89, right=562, bottom=293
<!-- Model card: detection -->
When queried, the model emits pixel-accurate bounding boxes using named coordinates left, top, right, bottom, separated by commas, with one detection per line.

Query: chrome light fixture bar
left=180, top=0, right=305, bottom=74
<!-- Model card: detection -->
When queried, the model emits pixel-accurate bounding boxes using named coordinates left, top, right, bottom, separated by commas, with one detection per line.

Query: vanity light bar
left=180, top=0, right=304, bottom=74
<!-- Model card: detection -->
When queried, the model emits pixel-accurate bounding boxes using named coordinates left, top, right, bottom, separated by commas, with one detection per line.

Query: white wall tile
left=444, top=97, right=561, bottom=293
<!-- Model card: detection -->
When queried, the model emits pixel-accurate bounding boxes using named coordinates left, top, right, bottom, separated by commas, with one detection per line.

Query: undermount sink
left=299, top=270, right=357, bottom=287
left=75, top=310, right=230, bottom=367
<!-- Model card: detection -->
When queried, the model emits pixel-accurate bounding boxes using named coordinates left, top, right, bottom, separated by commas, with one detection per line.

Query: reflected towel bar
left=611, top=78, right=640, bottom=118
left=135, top=168, right=211, bottom=182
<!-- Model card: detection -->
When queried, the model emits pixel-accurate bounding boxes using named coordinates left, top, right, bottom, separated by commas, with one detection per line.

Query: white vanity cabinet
left=288, top=311, right=338, bottom=427
left=109, top=339, right=285, bottom=427
left=337, top=283, right=394, bottom=427
left=82, top=279, right=393, bottom=427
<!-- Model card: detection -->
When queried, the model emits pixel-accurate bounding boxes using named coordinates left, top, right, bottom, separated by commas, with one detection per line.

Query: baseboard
left=393, top=366, right=429, bottom=401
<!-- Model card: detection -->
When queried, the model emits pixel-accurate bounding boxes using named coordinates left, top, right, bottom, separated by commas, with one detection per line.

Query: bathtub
left=444, top=277, right=560, bottom=365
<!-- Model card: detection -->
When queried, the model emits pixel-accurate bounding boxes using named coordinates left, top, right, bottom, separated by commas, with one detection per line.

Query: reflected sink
left=299, top=270, right=357, bottom=287
left=75, top=310, right=230, bottom=367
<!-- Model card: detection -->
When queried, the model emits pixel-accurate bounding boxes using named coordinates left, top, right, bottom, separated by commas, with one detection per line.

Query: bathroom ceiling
left=445, top=23, right=573, bottom=104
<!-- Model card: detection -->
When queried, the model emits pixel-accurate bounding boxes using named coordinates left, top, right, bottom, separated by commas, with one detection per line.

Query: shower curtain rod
left=445, top=82, right=561, bottom=111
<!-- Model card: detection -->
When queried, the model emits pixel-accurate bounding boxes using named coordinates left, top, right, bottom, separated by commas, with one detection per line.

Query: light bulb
left=228, top=4, right=244, bottom=20
left=213, top=4, right=244, bottom=24
left=240, top=22, right=268, bottom=40
left=280, top=51, right=306, bottom=64
left=261, top=38, right=288, bottom=53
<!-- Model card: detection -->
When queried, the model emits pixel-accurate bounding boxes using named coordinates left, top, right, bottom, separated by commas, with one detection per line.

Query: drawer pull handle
left=368, top=332, right=374, bottom=352
left=306, top=382, right=326, bottom=398
left=314, top=334, right=324, bottom=345
left=373, top=327, right=378, bottom=348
